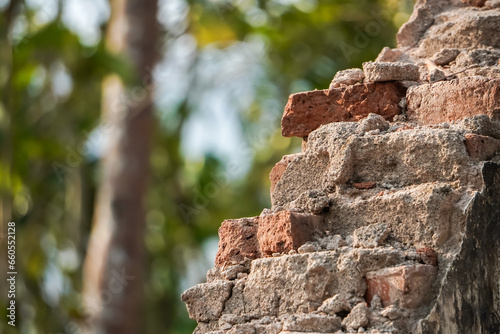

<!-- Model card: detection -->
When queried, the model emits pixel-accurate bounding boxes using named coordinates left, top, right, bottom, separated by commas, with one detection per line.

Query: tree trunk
left=82, top=0, right=158, bottom=333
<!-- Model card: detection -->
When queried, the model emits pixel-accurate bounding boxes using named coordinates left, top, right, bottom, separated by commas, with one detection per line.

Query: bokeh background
left=0, top=0, right=413, bottom=333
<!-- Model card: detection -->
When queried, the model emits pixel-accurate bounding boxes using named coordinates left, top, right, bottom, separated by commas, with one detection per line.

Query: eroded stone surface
left=329, top=68, right=365, bottom=88
left=270, top=154, right=300, bottom=193
left=181, top=281, right=233, bottom=322
left=289, top=190, right=330, bottom=214
left=363, top=61, right=420, bottom=82
left=342, top=303, right=369, bottom=330
left=431, top=48, right=460, bottom=65
left=282, top=314, right=342, bottom=332
left=317, top=294, right=351, bottom=315
left=353, top=223, right=390, bottom=248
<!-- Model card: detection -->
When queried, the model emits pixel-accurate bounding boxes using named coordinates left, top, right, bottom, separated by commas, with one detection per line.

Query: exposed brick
left=269, top=154, right=299, bottom=193
left=353, top=181, right=377, bottom=189
left=215, top=218, right=260, bottom=267
left=407, top=77, right=500, bottom=125
left=416, top=247, right=438, bottom=266
left=461, top=0, right=486, bottom=6
left=365, top=264, right=438, bottom=309
left=258, top=210, right=321, bottom=256
left=464, top=133, right=500, bottom=160
left=281, top=83, right=406, bottom=137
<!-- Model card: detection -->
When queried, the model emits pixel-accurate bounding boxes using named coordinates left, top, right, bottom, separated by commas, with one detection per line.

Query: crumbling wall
left=182, top=1, right=500, bottom=333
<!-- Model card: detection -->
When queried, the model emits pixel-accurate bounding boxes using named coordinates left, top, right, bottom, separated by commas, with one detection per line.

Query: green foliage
left=1, top=0, right=412, bottom=333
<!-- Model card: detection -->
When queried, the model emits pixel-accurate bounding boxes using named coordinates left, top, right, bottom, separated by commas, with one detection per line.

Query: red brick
left=215, top=217, right=260, bottom=267
left=353, top=181, right=377, bottom=189
left=464, top=133, right=500, bottom=160
left=281, top=83, right=406, bottom=138
left=407, top=77, right=500, bottom=125
left=258, top=210, right=321, bottom=256
left=269, top=154, right=299, bottom=193
left=365, top=264, right=438, bottom=309
left=416, top=247, right=438, bottom=266
left=461, top=0, right=486, bottom=6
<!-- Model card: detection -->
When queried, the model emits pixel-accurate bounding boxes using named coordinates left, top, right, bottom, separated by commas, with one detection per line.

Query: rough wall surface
left=182, top=1, right=500, bottom=333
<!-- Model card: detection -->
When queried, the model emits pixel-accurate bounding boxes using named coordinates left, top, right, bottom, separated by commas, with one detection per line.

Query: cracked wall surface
left=182, top=0, right=500, bottom=333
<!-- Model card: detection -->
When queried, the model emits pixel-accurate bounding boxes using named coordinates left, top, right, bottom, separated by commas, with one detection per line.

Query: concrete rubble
left=182, top=1, right=500, bottom=333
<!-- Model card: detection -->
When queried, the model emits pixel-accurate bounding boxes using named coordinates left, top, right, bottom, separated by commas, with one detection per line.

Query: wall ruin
left=182, top=1, right=500, bottom=333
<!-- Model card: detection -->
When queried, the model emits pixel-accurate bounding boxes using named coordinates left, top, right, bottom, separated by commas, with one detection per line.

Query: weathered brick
left=281, top=83, right=405, bottom=137
left=416, top=247, right=438, bottom=266
left=464, top=133, right=500, bottom=160
left=215, top=218, right=259, bottom=267
left=353, top=181, right=377, bottom=189
left=258, top=210, right=321, bottom=256
left=365, top=264, right=437, bottom=309
left=407, top=77, right=500, bottom=125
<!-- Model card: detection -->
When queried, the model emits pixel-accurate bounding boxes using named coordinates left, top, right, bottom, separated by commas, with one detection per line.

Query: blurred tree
left=82, top=0, right=159, bottom=333
left=0, top=0, right=412, bottom=333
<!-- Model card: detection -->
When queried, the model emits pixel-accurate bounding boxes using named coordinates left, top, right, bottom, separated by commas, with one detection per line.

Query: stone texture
left=181, top=281, right=233, bottom=322
left=416, top=8, right=500, bottom=58
left=396, top=0, right=444, bottom=49
left=375, top=47, right=406, bottom=62
left=317, top=294, right=351, bottom=315
left=486, top=0, right=500, bottom=8
left=397, top=2, right=500, bottom=58
left=357, top=113, right=390, bottom=133
left=329, top=68, right=365, bottom=88
left=431, top=48, right=460, bottom=66
left=289, top=190, right=330, bottom=214
left=420, top=163, right=500, bottom=333
left=258, top=210, right=322, bottom=256
left=407, top=77, right=500, bottom=125
left=222, top=265, right=247, bottom=280
left=328, top=183, right=468, bottom=248
left=242, top=252, right=340, bottom=318
left=463, top=133, right=500, bottom=160
left=317, top=235, right=346, bottom=251
left=282, top=314, right=342, bottom=332
left=458, top=115, right=500, bottom=139
left=297, top=242, right=319, bottom=254
left=215, top=218, right=259, bottom=267
left=365, top=264, right=438, bottom=309
left=281, top=83, right=405, bottom=137
left=427, top=66, right=446, bottom=83
left=227, top=324, right=255, bottom=334
left=273, top=123, right=480, bottom=209
left=342, top=303, right=369, bottom=330
left=454, top=49, right=500, bottom=68
left=353, top=223, right=389, bottom=248
left=362, top=61, right=420, bottom=82
left=270, top=154, right=300, bottom=193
